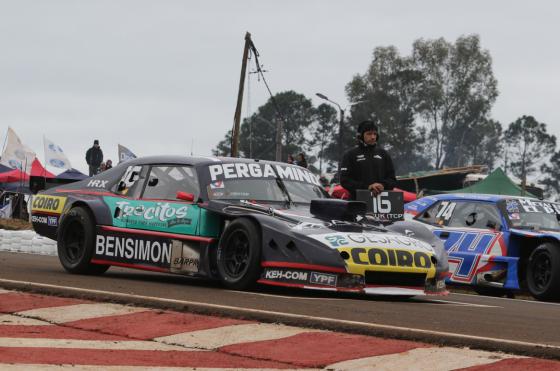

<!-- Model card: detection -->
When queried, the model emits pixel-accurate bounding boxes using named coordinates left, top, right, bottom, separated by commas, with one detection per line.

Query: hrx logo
left=88, top=180, right=108, bottom=188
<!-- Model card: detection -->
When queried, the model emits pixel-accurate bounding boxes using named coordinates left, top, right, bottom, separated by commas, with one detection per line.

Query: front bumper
left=257, top=262, right=448, bottom=296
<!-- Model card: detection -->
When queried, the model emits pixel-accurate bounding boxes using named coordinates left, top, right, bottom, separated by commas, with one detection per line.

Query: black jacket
left=86, top=146, right=103, bottom=167
left=340, top=143, right=396, bottom=200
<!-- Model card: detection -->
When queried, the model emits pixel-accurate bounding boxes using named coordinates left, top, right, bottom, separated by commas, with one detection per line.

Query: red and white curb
left=0, top=289, right=558, bottom=370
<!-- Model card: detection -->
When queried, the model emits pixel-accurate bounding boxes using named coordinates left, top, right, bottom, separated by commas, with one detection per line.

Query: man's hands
left=368, top=182, right=384, bottom=196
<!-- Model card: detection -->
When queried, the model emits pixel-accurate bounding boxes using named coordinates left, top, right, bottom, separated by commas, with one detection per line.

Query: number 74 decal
left=436, top=201, right=456, bottom=221
left=435, top=229, right=506, bottom=282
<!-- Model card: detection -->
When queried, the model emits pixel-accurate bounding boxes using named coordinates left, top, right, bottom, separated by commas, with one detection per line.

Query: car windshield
left=205, top=162, right=327, bottom=203
left=501, top=198, right=560, bottom=231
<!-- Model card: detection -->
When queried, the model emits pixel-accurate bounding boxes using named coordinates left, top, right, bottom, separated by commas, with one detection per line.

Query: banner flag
left=44, top=136, right=72, bottom=170
left=0, top=127, right=36, bottom=174
left=118, top=144, right=137, bottom=163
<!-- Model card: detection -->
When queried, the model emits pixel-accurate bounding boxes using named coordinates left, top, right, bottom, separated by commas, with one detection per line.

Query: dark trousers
left=89, top=165, right=99, bottom=176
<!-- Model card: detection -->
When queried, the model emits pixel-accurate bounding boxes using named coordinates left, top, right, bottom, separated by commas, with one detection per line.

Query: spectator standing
left=297, top=153, right=308, bottom=168
left=287, top=154, right=295, bottom=165
left=105, top=159, right=113, bottom=170
left=85, top=140, right=103, bottom=176
left=340, top=120, right=396, bottom=200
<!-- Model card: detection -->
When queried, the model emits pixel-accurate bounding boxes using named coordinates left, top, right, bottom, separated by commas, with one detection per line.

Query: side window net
left=142, top=166, right=199, bottom=201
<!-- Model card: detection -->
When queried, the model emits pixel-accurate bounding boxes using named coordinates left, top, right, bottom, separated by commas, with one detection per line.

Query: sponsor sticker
left=261, top=268, right=310, bottom=284
left=261, top=268, right=340, bottom=288
left=518, top=199, right=560, bottom=214
left=310, top=271, right=337, bottom=287
left=506, top=199, right=520, bottom=213
left=171, top=240, right=201, bottom=273
left=341, top=247, right=434, bottom=269
left=87, top=179, right=109, bottom=188
left=210, top=180, right=225, bottom=189
left=31, top=215, right=48, bottom=224
left=47, top=216, right=58, bottom=227
left=95, top=233, right=172, bottom=267
left=208, top=163, right=321, bottom=186
left=309, top=232, right=434, bottom=253
left=104, top=197, right=197, bottom=233
left=31, top=195, right=67, bottom=214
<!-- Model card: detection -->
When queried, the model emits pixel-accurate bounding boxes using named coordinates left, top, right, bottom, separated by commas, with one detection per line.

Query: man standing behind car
left=85, top=139, right=103, bottom=176
left=340, top=120, right=396, bottom=200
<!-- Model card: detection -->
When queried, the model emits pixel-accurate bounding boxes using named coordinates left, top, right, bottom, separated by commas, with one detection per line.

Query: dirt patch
left=0, top=218, right=32, bottom=230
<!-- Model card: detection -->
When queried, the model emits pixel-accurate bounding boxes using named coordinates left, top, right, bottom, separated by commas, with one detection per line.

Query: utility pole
left=337, top=108, right=345, bottom=165
left=316, top=93, right=367, bottom=168
left=275, top=115, right=283, bottom=161
left=231, top=32, right=252, bottom=157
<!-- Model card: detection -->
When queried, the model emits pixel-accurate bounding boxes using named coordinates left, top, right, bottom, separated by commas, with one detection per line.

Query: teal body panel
left=103, top=196, right=200, bottom=235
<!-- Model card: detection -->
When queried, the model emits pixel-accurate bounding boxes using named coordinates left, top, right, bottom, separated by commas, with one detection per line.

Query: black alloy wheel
left=217, top=218, right=262, bottom=290
left=62, top=219, right=87, bottom=264
left=223, top=229, right=250, bottom=279
left=57, top=206, right=109, bottom=275
left=526, top=243, right=560, bottom=301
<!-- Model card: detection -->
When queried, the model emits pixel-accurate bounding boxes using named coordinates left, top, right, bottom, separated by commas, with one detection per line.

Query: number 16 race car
left=31, top=156, right=448, bottom=297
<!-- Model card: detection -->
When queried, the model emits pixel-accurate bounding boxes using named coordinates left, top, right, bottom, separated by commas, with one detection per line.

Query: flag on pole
left=43, top=136, right=72, bottom=171
left=0, top=127, right=36, bottom=174
left=118, top=144, right=137, bottom=163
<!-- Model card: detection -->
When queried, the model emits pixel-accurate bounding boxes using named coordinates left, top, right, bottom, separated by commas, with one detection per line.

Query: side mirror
left=117, top=181, right=126, bottom=192
left=176, top=191, right=195, bottom=202
left=486, top=220, right=498, bottom=230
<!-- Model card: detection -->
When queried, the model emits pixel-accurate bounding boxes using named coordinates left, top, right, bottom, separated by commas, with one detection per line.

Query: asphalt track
left=1, top=251, right=559, bottom=359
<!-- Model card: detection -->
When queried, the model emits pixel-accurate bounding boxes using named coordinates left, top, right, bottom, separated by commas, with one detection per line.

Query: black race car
left=31, top=156, right=448, bottom=296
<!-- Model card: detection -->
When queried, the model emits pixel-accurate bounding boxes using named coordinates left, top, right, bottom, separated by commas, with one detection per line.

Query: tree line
left=214, top=34, right=560, bottom=199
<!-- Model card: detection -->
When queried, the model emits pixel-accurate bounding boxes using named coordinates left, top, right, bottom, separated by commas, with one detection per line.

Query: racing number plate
left=356, top=190, right=404, bottom=221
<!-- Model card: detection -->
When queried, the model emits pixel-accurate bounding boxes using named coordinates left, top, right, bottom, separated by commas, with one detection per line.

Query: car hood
left=205, top=199, right=441, bottom=256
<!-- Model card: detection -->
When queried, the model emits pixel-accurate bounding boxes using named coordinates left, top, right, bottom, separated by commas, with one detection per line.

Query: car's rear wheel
left=216, top=218, right=261, bottom=290
left=57, top=206, right=109, bottom=275
left=526, top=243, right=560, bottom=301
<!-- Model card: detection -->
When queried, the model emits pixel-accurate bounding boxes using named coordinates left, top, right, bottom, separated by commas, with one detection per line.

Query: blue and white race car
left=405, top=194, right=560, bottom=301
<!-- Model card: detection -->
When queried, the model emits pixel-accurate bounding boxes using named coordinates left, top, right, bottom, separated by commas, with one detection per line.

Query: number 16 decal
left=372, top=192, right=391, bottom=213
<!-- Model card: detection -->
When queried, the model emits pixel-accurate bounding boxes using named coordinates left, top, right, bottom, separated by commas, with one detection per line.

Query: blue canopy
left=0, top=163, right=12, bottom=173
left=56, top=168, right=88, bottom=180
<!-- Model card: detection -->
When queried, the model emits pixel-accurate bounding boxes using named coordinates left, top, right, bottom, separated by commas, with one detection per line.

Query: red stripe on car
left=99, top=226, right=215, bottom=243
left=90, top=259, right=169, bottom=273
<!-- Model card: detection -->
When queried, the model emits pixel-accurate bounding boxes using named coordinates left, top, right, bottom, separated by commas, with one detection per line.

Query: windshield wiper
left=272, top=170, right=293, bottom=208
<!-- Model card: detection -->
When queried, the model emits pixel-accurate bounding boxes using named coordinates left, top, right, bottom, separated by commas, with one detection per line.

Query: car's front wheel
left=526, top=243, right=560, bottom=301
left=57, top=206, right=109, bottom=275
left=216, top=218, right=261, bottom=290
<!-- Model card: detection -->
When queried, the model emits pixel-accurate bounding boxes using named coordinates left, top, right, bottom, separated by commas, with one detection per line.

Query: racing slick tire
left=57, top=206, right=110, bottom=275
left=526, top=243, right=560, bottom=301
left=216, top=218, right=262, bottom=290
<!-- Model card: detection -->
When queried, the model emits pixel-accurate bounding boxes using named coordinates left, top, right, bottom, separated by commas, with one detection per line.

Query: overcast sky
left=0, top=1, right=558, bottom=174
